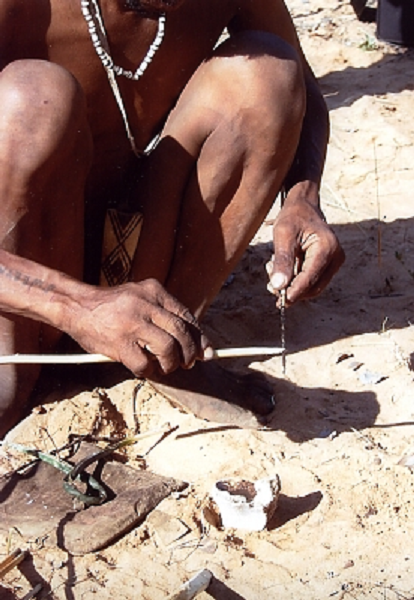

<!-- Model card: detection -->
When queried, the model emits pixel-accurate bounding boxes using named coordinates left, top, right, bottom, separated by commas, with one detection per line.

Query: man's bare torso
left=1, top=0, right=230, bottom=183
left=0, top=0, right=299, bottom=190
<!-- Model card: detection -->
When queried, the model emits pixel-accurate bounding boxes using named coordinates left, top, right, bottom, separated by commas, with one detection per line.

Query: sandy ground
left=1, top=1, right=414, bottom=598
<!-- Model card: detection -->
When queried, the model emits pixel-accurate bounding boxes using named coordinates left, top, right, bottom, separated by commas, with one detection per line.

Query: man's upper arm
left=229, top=0, right=329, bottom=191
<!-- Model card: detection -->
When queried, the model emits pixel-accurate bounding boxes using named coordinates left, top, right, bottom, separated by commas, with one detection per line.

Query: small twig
left=142, top=424, right=179, bottom=457
left=373, top=139, right=382, bottom=268
left=132, top=380, right=145, bottom=434
left=0, top=347, right=285, bottom=365
left=322, top=182, right=368, bottom=223
left=350, top=426, right=373, bottom=444
left=0, top=548, right=27, bottom=578
left=350, top=427, right=385, bottom=452
left=21, top=584, right=43, bottom=600
left=280, top=289, right=287, bottom=376
left=40, top=426, right=59, bottom=457
left=6, top=528, right=22, bottom=556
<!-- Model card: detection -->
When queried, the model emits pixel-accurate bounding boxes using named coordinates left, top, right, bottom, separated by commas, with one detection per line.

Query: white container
left=209, top=475, right=281, bottom=531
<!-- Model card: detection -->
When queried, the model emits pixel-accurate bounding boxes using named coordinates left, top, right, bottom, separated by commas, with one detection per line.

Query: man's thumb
left=270, top=271, right=289, bottom=291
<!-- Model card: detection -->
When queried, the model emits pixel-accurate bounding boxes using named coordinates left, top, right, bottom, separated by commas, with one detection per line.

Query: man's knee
left=0, top=59, right=86, bottom=125
left=0, top=59, right=90, bottom=175
left=211, top=31, right=306, bottom=135
left=173, top=31, right=305, bottom=164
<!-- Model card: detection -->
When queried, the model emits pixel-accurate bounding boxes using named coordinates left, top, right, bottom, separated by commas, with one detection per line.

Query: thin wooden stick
left=0, top=548, right=27, bottom=578
left=0, top=353, right=113, bottom=365
left=0, top=347, right=285, bottom=365
left=213, top=346, right=284, bottom=359
left=280, top=289, right=287, bottom=376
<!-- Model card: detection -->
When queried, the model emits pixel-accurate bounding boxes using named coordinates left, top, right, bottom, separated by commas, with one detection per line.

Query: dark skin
left=0, top=0, right=344, bottom=436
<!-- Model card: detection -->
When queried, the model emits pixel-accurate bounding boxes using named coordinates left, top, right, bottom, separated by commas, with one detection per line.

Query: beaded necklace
left=80, top=0, right=166, bottom=155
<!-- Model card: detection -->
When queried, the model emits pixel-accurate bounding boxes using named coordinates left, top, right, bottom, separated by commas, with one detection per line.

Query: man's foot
left=148, top=361, right=276, bottom=429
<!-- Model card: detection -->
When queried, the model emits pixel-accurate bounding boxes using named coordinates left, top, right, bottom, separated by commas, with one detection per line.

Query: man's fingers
left=153, top=311, right=201, bottom=368
left=286, top=244, right=344, bottom=303
left=134, top=280, right=214, bottom=370
left=119, top=342, right=156, bottom=378
left=160, top=292, right=198, bottom=326
left=126, top=321, right=183, bottom=375
left=154, top=287, right=213, bottom=362
left=301, top=249, right=345, bottom=300
left=134, top=295, right=203, bottom=370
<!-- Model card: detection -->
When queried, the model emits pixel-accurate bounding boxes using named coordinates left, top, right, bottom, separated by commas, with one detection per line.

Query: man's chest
left=1, top=0, right=240, bottom=162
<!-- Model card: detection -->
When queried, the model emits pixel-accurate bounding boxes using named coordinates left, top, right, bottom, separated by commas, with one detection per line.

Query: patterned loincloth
left=100, top=208, right=143, bottom=287
left=99, top=133, right=162, bottom=287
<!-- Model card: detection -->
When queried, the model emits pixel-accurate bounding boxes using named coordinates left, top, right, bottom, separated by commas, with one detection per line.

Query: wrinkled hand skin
left=269, top=191, right=345, bottom=305
left=68, top=279, right=210, bottom=377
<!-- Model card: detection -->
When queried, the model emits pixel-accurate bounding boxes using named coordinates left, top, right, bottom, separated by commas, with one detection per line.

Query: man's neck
left=122, top=0, right=185, bottom=15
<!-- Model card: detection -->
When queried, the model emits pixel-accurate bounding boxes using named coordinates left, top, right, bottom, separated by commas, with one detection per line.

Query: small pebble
left=358, top=370, right=386, bottom=385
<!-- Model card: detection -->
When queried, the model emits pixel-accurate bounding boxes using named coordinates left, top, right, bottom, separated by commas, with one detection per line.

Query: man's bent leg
left=132, top=32, right=306, bottom=426
left=0, top=60, right=92, bottom=437
left=166, top=33, right=305, bottom=315
left=133, top=32, right=305, bottom=305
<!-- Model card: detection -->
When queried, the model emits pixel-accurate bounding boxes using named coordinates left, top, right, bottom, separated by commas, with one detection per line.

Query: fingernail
left=271, top=272, right=288, bottom=290
left=203, top=346, right=215, bottom=361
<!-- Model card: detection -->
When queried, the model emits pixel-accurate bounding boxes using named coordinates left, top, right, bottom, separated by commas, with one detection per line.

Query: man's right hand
left=67, top=278, right=212, bottom=377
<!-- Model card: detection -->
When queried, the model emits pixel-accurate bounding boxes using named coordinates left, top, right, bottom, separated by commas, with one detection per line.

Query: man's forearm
left=283, top=67, right=329, bottom=206
left=0, top=249, right=87, bottom=333
left=0, top=249, right=209, bottom=374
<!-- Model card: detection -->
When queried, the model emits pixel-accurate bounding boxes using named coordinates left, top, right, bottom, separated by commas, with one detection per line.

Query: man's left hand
left=267, top=188, right=345, bottom=304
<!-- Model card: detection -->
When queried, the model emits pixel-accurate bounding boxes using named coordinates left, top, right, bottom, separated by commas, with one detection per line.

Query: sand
left=1, top=0, right=414, bottom=598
